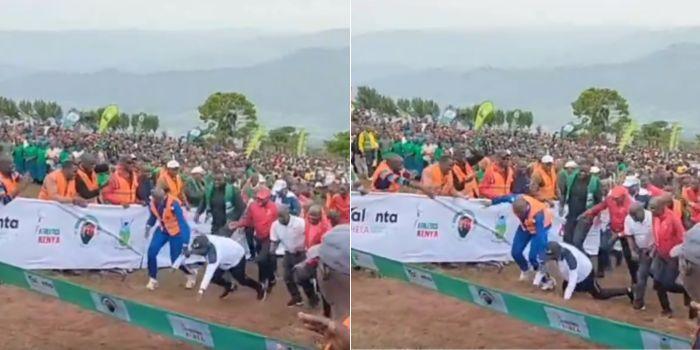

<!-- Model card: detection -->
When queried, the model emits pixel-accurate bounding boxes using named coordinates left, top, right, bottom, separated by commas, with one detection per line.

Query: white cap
left=541, top=155, right=554, bottom=164
left=190, top=166, right=205, bottom=175
left=564, top=161, right=578, bottom=169
left=623, top=176, right=640, bottom=187
left=166, top=160, right=180, bottom=169
left=590, top=166, right=600, bottom=174
left=272, top=179, right=287, bottom=193
left=314, top=182, right=324, bottom=188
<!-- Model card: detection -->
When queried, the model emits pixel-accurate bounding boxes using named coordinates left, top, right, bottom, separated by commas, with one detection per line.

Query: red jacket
left=328, top=193, right=350, bottom=224
left=653, top=208, right=685, bottom=258
left=237, top=201, right=278, bottom=239
left=305, top=216, right=331, bottom=249
left=586, top=186, right=631, bottom=235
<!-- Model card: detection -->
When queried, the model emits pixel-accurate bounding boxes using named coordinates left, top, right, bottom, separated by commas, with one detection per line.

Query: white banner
left=0, top=198, right=211, bottom=269
left=352, top=193, right=603, bottom=263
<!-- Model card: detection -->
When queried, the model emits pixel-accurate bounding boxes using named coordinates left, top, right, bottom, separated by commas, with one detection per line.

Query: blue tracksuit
left=492, top=194, right=549, bottom=271
left=146, top=199, right=191, bottom=279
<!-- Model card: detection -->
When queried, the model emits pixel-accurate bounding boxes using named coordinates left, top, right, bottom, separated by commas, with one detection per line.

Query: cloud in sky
left=353, top=0, right=700, bottom=33
left=0, top=0, right=348, bottom=32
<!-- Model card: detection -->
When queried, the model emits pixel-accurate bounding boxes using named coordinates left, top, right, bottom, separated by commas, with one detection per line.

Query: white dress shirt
left=270, top=216, right=306, bottom=253
left=624, top=210, right=654, bottom=249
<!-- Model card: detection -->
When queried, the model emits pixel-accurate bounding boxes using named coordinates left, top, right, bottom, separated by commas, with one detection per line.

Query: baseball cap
left=541, top=155, right=554, bottom=164
left=544, top=241, right=562, bottom=261
left=255, top=187, right=271, bottom=199
left=565, top=161, right=578, bottom=169
left=308, top=224, right=350, bottom=276
left=272, top=179, right=287, bottom=193
left=189, top=235, right=210, bottom=256
left=190, top=166, right=205, bottom=175
left=166, top=160, right=180, bottom=169
left=671, top=224, right=700, bottom=265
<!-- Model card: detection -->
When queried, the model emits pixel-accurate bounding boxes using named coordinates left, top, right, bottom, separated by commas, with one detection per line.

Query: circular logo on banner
left=478, top=288, right=495, bottom=305
left=74, top=215, right=99, bottom=246
left=101, top=296, right=118, bottom=313
left=451, top=209, right=475, bottom=241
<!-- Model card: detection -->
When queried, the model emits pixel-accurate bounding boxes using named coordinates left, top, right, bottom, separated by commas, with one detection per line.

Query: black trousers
left=254, top=236, right=276, bottom=284
left=283, top=252, right=318, bottom=301
left=652, top=256, right=690, bottom=312
left=210, top=258, right=262, bottom=294
left=245, top=227, right=256, bottom=258
left=563, top=272, right=629, bottom=300
left=567, top=216, right=593, bottom=251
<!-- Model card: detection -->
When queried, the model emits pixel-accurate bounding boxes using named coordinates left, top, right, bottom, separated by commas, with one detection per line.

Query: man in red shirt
left=683, top=179, right=700, bottom=225
left=230, top=187, right=278, bottom=292
left=582, top=185, right=634, bottom=280
left=649, top=197, right=690, bottom=318
left=328, top=184, right=350, bottom=225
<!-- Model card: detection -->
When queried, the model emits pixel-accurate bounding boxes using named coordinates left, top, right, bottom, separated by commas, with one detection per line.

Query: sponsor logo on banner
left=0, top=216, right=20, bottom=243
left=544, top=306, right=590, bottom=338
left=74, top=215, right=100, bottom=246
left=116, top=218, right=134, bottom=249
left=351, top=207, right=399, bottom=234
left=90, top=292, right=131, bottom=322
left=404, top=266, right=437, bottom=290
left=451, top=209, right=476, bottom=241
left=351, top=251, right=378, bottom=270
left=167, top=314, right=215, bottom=347
left=37, top=228, right=61, bottom=244
left=416, top=221, right=439, bottom=238
left=639, top=330, right=689, bottom=349
left=24, top=272, right=59, bottom=297
left=468, top=285, right=509, bottom=313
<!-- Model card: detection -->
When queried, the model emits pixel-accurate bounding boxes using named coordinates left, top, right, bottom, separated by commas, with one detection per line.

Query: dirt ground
left=352, top=258, right=698, bottom=349
left=0, top=285, right=194, bottom=350
left=351, top=270, right=598, bottom=349
left=1, top=263, right=323, bottom=349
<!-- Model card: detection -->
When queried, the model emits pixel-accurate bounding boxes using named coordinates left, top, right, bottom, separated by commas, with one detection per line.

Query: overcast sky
left=353, top=0, right=700, bottom=34
left=0, top=0, right=348, bottom=32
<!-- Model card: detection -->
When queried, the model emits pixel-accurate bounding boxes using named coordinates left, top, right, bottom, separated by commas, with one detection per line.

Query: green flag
left=245, top=126, right=266, bottom=157
left=474, top=101, right=494, bottom=131
left=98, top=105, right=119, bottom=133
left=669, top=123, right=682, bottom=151
left=296, top=128, right=308, bottom=156
left=618, top=120, right=638, bottom=152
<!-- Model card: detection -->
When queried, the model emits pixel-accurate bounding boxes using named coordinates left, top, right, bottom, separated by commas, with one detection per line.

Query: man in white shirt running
left=271, top=206, right=319, bottom=307
left=545, top=241, right=633, bottom=301
left=174, top=234, right=265, bottom=301
left=625, top=202, right=655, bottom=310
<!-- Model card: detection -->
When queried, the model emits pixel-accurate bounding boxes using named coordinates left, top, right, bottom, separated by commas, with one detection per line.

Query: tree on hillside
left=141, top=114, right=160, bottom=132
left=199, top=92, right=257, bottom=140
left=130, top=114, right=141, bottom=132
left=397, top=98, right=411, bottom=114
left=639, top=121, right=671, bottom=148
left=33, top=100, right=62, bottom=120
left=267, top=126, right=297, bottom=152
left=18, top=100, right=33, bottom=116
left=354, top=86, right=383, bottom=111
left=505, top=110, right=516, bottom=129
left=325, top=131, right=350, bottom=159
left=0, top=97, right=19, bottom=118
left=492, top=110, right=505, bottom=127
left=411, top=98, right=440, bottom=118
left=378, top=96, right=398, bottom=116
left=571, top=88, right=629, bottom=136
left=116, top=113, right=130, bottom=130
left=516, top=111, right=534, bottom=129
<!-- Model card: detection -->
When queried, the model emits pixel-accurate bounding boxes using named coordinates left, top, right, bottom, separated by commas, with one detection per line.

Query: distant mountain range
left=355, top=43, right=700, bottom=135
left=0, top=46, right=350, bottom=141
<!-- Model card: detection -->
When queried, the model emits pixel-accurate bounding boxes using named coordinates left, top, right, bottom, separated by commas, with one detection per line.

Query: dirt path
left=351, top=270, right=599, bottom=349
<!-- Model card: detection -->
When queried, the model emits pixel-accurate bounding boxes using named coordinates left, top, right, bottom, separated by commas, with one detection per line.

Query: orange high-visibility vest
left=452, top=163, right=479, bottom=198
left=520, top=195, right=553, bottom=233
left=371, top=161, right=400, bottom=192
left=149, top=196, right=181, bottom=236
left=159, top=171, right=184, bottom=200
left=110, top=171, right=139, bottom=204
left=479, top=164, right=513, bottom=199
left=76, top=168, right=98, bottom=191
left=421, top=163, right=452, bottom=195
left=39, top=170, right=76, bottom=200
left=533, top=163, right=558, bottom=200
left=0, top=172, right=20, bottom=199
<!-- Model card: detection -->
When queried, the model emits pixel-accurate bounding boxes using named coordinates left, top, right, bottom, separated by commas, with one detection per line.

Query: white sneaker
left=540, top=277, right=556, bottom=291
left=185, top=270, right=198, bottom=289
left=533, top=271, right=546, bottom=286
left=146, top=278, right=158, bottom=291
left=519, top=269, right=532, bottom=282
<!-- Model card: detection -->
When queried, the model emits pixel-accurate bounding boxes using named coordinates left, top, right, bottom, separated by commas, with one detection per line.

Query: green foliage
left=571, top=87, right=630, bottom=136
left=638, top=120, right=672, bottom=148
left=141, top=114, right=159, bottom=132
left=354, top=86, right=439, bottom=117
left=325, top=131, right=350, bottom=159
left=0, top=96, right=19, bottom=118
left=198, top=92, right=257, bottom=140
left=354, top=86, right=383, bottom=111
left=515, top=111, right=534, bottom=129
left=267, top=126, right=297, bottom=151
left=32, top=100, right=62, bottom=120
left=18, top=100, right=33, bottom=116
left=397, top=98, right=411, bottom=113
left=410, top=98, right=440, bottom=118
left=130, top=114, right=140, bottom=131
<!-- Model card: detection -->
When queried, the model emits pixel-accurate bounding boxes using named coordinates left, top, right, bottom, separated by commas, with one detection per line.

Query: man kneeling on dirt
left=174, top=234, right=266, bottom=301
left=545, top=241, right=633, bottom=301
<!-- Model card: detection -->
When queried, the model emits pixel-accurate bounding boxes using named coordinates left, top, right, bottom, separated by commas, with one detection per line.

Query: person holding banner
left=370, top=153, right=433, bottom=197
left=158, top=160, right=189, bottom=208
left=0, top=155, right=30, bottom=204
left=479, top=150, right=514, bottom=199
left=38, top=160, right=87, bottom=207
left=102, top=156, right=139, bottom=206
left=421, top=155, right=460, bottom=197
left=74, top=153, right=105, bottom=203
left=144, top=187, right=196, bottom=291
left=451, top=149, right=480, bottom=198
left=490, top=193, right=553, bottom=286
